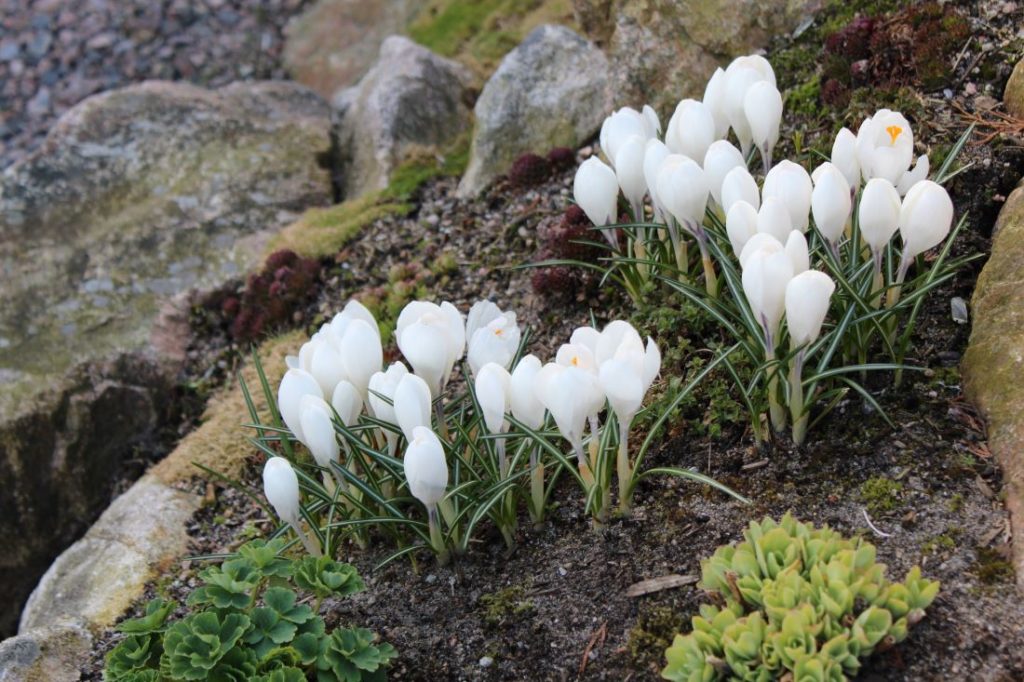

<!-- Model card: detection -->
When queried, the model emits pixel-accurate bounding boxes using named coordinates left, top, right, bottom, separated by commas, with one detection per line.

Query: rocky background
left=0, top=0, right=1022, bottom=678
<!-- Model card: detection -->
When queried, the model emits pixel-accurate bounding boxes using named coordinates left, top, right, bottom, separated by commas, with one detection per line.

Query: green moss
left=628, top=605, right=686, bottom=670
left=859, top=477, right=904, bottom=514
left=785, top=75, right=823, bottom=119
left=430, top=252, right=459, bottom=278
left=973, top=547, right=1014, bottom=584
left=922, top=526, right=961, bottom=555
left=948, top=493, right=965, bottom=513
left=267, top=195, right=410, bottom=260
left=478, top=585, right=534, bottom=626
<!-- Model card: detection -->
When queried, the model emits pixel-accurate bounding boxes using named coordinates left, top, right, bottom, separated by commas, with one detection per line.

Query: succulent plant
left=161, top=612, right=253, bottom=680
left=187, top=556, right=262, bottom=610
left=316, top=627, right=398, bottom=682
left=223, top=248, right=320, bottom=342
left=293, top=556, right=366, bottom=600
left=508, top=152, right=552, bottom=188
left=546, top=146, right=577, bottom=171
left=662, top=515, right=939, bottom=681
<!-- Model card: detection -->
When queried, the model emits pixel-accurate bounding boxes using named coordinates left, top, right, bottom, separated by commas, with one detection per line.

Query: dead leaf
left=625, top=574, right=698, bottom=598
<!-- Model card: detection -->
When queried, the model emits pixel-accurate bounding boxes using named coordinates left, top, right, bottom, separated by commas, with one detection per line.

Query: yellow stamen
left=885, top=125, right=903, bottom=145
left=494, top=329, right=503, bottom=336
left=571, top=356, right=579, bottom=367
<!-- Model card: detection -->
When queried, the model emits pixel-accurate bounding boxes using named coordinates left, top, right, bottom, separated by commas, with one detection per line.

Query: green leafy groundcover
left=103, top=539, right=396, bottom=682
left=662, top=514, right=939, bottom=681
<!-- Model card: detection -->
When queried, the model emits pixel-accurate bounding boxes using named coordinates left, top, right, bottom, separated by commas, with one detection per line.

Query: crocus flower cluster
left=263, top=297, right=662, bottom=562
left=571, top=54, right=956, bottom=445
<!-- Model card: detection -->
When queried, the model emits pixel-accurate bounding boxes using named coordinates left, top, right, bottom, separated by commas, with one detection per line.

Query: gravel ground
left=0, top=0, right=314, bottom=169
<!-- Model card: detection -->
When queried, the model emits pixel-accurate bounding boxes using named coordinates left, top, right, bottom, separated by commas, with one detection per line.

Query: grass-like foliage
left=662, top=514, right=939, bottom=681
left=102, top=538, right=395, bottom=682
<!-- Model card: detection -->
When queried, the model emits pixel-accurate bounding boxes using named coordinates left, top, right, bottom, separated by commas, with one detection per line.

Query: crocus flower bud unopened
left=859, top=178, right=902, bottom=254
left=742, top=247, right=794, bottom=346
left=510, top=354, right=545, bottom=430
left=263, top=457, right=301, bottom=524
left=395, top=301, right=465, bottom=396
left=394, top=373, right=432, bottom=443
left=615, top=134, right=649, bottom=212
left=657, top=155, right=709, bottom=230
left=665, top=99, right=716, bottom=163
left=721, top=166, right=760, bottom=213
left=757, top=196, right=793, bottom=243
left=475, top=363, right=512, bottom=435
left=831, top=127, right=860, bottom=191
left=278, top=368, right=324, bottom=444
left=811, top=162, right=852, bottom=245
left=762, top=160, right=812, bottom=233
left=786, top=271, right=836, bottom=347
left=298, top=395, right=339, bottom=470
left=726, top=201, right=759, bottom=257
left=404, top=427, right=448, bottom=507
left=703, top=140, right=746, bottom=209
left=899, top=180, right=953, bottom=260
left=785, top=231, right=809, bottom=275
left=744, top=81, right=782, bottom=171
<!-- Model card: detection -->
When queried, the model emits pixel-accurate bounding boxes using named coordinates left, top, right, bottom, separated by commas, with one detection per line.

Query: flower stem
left=788, top=349, right=808, bottom=445
left=288, top=519, right=321, bottom=557
left=530, top=453, right=545, bottom=527
left=616, top=418, right=632, bottom=515
left=427, top=505, right=449, bottom=566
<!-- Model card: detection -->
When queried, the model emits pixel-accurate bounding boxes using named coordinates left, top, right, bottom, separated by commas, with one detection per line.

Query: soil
left=79, top=0, right=1024, bottom=680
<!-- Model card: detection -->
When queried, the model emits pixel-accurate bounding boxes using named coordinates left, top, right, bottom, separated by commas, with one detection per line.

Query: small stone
left=425, top=574, right=437, bottom=584
left=951, top=297, right=969, bottom=324
left=479, top=656, right=494, bottom=668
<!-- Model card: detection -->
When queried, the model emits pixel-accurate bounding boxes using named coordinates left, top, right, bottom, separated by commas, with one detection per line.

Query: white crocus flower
left=534, top=362, right=602, bottom=480
left=739, top=232, right=784, bottom=269
left=756, top=196, right=793, bottom=243
left=615, top=134, right=650, bottom=221
left=721, top=166, right=761, bottom=213
left=726, top=200, right=759, bottom=257
left=298, top=394, right=346, bottom=493
left=665, top=99, right=716, bottom=163
left=476, top=362, right=513, bottom=484
left=278, top=367, right=324, bottom=444
left=307, top=332, right=348, bottom=399
left=573, top=156, right=620, bottom=249
left=762, top=160, right=812, bottom=233
left=263, top=457, right=320, bottom=556
left=897, top=155, right=929, bottom=196
left=811, top=162, right=852, bottom=252
left=466, top=300, right=520, bottom=376
left=744, top=80, right=783, bottom=173
left=600, top=107, right=652, bottom=167
left=859, top=178, right=902, bottom=261
left=896, top=180, right=954, bottom=283
left=643, top=138, right=671, bottom=222
left=742, top=245, right=794, bottom=352
left=703, top=67, right=730, bottom=139
left=395, top=300, right=465, bottom=397
left=367, top=361, right=408, bottom=457
left=723, top=64, right=764, bottom=156
left=784, top=270, right=836, bottom=444
left=337, top=318, right=383, bottom=400
left=831, top=127, right=861, bottom=192
left=511, top=354, right=547, bottom=524
left=785, top=231, right=809, bottom=275
left=394, top=373, right=432, bottom=443
left=703, top=140, right=746, bottom=210
left=856, top=109, right=914, bottom=184
left=404, top=426, right=449, bottom=562
left=641, top=104, right=661, bottom=139
left=331, top=380, right=363, bottom=428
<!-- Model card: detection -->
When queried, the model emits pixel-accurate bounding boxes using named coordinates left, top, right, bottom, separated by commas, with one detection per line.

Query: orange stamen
left=886, top=125, right=903, bottom=144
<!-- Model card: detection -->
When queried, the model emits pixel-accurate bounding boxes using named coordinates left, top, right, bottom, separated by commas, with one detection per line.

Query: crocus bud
left=643, top=139, right=671, bottom=221
left=785, top=231, right=809, bottom=275
left=721, top=166, right=760, bottom=213
left=856, top=109, right=914, bottom=184
left=899, top=180, right=953, bottom=260
left=762, top=160, right=812, bottom=233
left=595, top=319, right=644, bottom=365
left=298, top=395, right=339, bottom=470
left=367, top=362, right=408, bottom=424
left=757, top=196, right=793, bottom=243
left=338, top=318, right=383, bottom=399
left=739, top=232, right=784, bottom=270
left=744, top=81, right=782, bottom=171
left=600, top=107, right=650, bottom=166
left=723, top=64, right=763, bottom=156
left=726, top=200, right=759, bottom=257
left=641, top=104, right=661, bottom=139
left=331, top=380, right=363, bottom=427
left=278, top=368, right=324, bottom=444
left=573, top=156, right=618, bottom=225
left=703, top=67, right=730, bottom=139
left=897, top=154, right=929, bottom=196
left=510, top=354, right=545, bottom=430
left=703, top=140, right=745, bottom=209
left=403, top=427, right=448, bottom=507
left=858, top=178, right=902, bottom=254
left=308, top=334, right=347, bottom=399
left=475, top=363, right=511, bottom=435
left=466, top=300, right=520, bottom=376
left=811, top=162, right=852, bottom=245
left=615, top=134, right=649, bottom=212
left=395, top=301, right=465, bottom=396
left=831, top=127, right=860, bottom=191
left=394, top=373, right=432, bottom=443
left=665, top=99, right=716, bottom=163
left=263, top=457, right=301, bottom=524
left=731, top=54, right=777, bottom=87
left=657, top=155, right=710, bottom=231
left=786, top=271, right=836, bottom=347
left=329, top=299, right=380, bottom=340
left=599, top=333, right=662, bottom=426
left=742, top=247, right=794, bottom=346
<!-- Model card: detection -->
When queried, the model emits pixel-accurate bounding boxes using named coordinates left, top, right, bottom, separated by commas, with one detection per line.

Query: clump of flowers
left=509, top=152, right=553, bottom=188
left=102, top=538, right=394, bottom=682
left=224, top=249, right=320, bottom=342
left=662, top=515, right=939, bottom=681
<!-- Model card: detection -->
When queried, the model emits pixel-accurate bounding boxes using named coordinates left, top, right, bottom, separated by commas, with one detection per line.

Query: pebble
left=479, top=656, right=494, bottom=668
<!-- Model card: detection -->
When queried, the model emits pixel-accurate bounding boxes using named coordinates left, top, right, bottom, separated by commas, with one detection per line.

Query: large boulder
left=572, top=0, right=822, bottom=112
left=457, top=25, right=611, bottom=197
left=0, top=618, right=90, bottom=682
left=0, top=80, right=333, bottom=636
left=334, top=36, right=476, bottom=199
left=963, top=181, right=1024, bottom=589
left=1005, top=57, right=1024, bottom=120
left=283, top=0, right=421, bottom=99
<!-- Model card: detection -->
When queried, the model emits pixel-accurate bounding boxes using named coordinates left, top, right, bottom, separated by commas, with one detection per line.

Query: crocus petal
left=897, top=154, right=929, bottom=196
left=331, top=380, right=363, bottom=427
left=394, top=373, right=432, bottom=443
left=263, top=457, right=301, bottom=524
left=726, top=200, right=759, bottom=257
left=404, top=427, right=448, bottom=506
left=278, top=368, right=324, bottom=444
left=858, top=178, right=902, bottom=253
left=340, top=318, right=383, bottom=398
left=811, top=162, right=852, bottom=244
left=785, top=231, right=810, bottom=275
left=762, top=160, right=812, bottom=233
left=899, top=180, right=953, bottom=260
left=785, top=270, right=836, bottom=347
left=299, top=395, right=339, bottom=469
left=573, top=156, right=619, bottom=227
left=703, top=140, right=746, bottom=208
left=665, top=99, right=716, bottom=163
left=831, top=127, right=861, bottom=191
left=615, top=134, right=649, bottom=209
left=744, top=81, right=782, bottom=168
left=510, top=354, right=546, bottom=430
left=475, top=363, right=511, bottom=435
left=599, top=358, right=644, bottom=426
left=757, top=196, right=793, bottom=243
left=721, top=166, right=761, bottom=213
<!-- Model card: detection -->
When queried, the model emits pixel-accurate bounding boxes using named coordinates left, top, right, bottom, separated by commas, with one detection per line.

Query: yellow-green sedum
left=662, top=514, right=939, bottom=681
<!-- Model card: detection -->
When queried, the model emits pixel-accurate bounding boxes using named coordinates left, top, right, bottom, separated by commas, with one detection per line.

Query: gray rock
left=0, top=79, right=332, bottom=636
left=20, top=477, right=200, bottom=632
left=574, top=0, right=822, bottom=113
left=283, top=0, right=421, bottom=100
left=457, top=25, right=610, bottom=197
left=333, top=36, right=475, bottom=199
left=0, top=619, right=90, bottom=682
left=1005, top=57, right=1024, bottom=120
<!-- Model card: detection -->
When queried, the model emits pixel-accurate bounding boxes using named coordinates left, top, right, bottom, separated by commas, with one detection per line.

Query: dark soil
left=80, top=0, right=1024, bottom=679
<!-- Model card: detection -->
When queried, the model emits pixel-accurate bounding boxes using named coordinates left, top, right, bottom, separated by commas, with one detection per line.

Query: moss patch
left=628, top=605, right=686, bottom=670
left=408, top=0, right=574, bottom=74
left=478, top=585, right=534, bottom=627
left=150, top=330, right=305, bottom=484
left=973, top=546, right=1015, bottom=585
left=860, top=476, right=905, bottom=514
